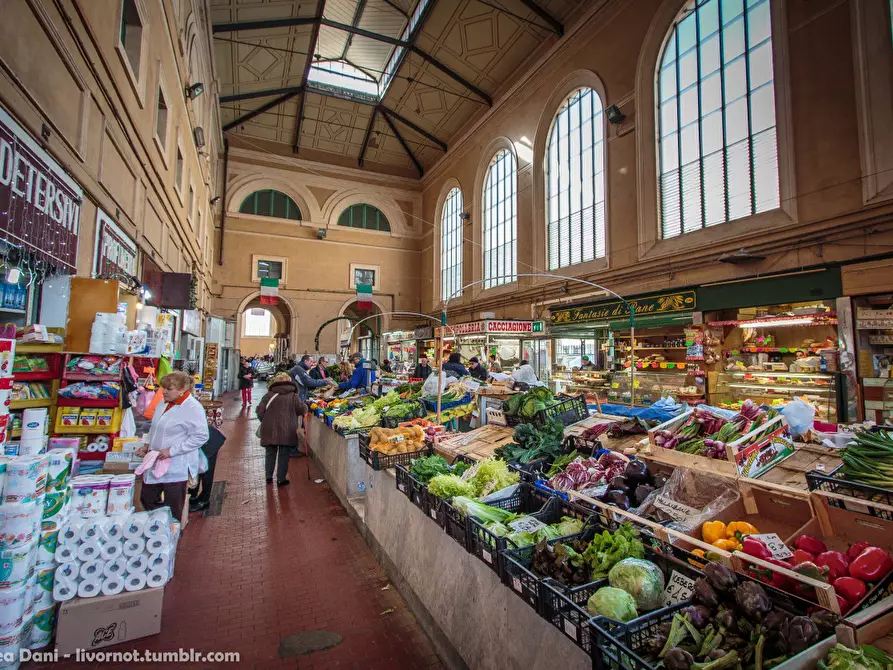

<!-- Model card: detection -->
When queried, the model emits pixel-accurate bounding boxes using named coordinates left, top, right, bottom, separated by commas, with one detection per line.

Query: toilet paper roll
left=3, top=454, right=48, bottom=504
left=0, top=584, right=26, bottom=634
left=29, top=604, right=56, bottom=648
left=103, top=557, right=128, bottom=579
left=53, top=544, right=76, bottom=564
left=54, top=562, right=78, bottom=584
left=123, top=572, right=146, bottom=592
left=35, top=526, right=59, bottom=567
left=125, top=554, right=149, bottom=575
left=145, top=534, right=171, bottom=554
left=41, top=488, right=69, bottom=522
left=32, top=567, right=55, bottom=610
left=23, top=571, right=37, bottom=616
left=58, top=519, right=83, bottom=546
left=144, top=512, right=169, bottom=538
left=78, top=518, right=107, bottom=543
left=76, top=578, right=101, bottom=598
left=45, top=448, right=74, bottom=493
left=123, top=512, right=147, bottom=539
left=99, top=541, right=123, bottom=561
left=52, top=578, right=77, bottom=602
left=20, top=409, right=47, bottom=442
left=100, top=577, right=124, bottom=597
left=0, top=540, right=37, bottom=588
left=70, top=475, right=110, bottom=518
left=122, top=537, right=145, bottom=558
left=0, top=500, right=42, bottom=546
left=78, top=559, right=105, bottom=580
left=147, top=552, right=169, bottom=572
left=104, top=518, right=125, bottom=542
left=145, top=568, right=168, bottom=589
left=75, top=539, right=101, bottom=562
left=0, top=624, right=25, bottom=668
left=0, top=457, right=8, bottom=502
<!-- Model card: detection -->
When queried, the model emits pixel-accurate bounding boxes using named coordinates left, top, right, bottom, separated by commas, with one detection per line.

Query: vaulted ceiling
left=211, top=0, right=583, bottom=176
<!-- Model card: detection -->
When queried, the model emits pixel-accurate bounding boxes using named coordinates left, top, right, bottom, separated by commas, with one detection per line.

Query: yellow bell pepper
left=711, top=538, right=741, bottom=552
left=726, top=521, right=759, bottom=540
left=702, top=520, right=727, bottom=545
left=688, top=548, right=707, bottom=569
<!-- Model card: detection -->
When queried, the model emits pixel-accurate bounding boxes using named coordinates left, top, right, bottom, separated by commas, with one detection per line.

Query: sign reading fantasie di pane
left=550, top=290, right=697, bottom=325
left=0, top=108, right=81, bottom=273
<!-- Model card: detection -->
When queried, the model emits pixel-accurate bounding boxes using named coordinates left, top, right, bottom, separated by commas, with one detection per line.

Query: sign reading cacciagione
left=0, top=108, right=81, bottom=273
left=550, top=291, right=696, bottom=325
left=435, top=321, right=533, bottom=337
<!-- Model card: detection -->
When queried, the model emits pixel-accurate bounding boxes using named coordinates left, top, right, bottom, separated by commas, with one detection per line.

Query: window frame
left=635, top=0, right=796, bottom=261
left=187, top=180, right=195, bottom=227
left=174, top=138, right=185, bottom=201
left=243, top=309, right=274, bottom=338
left=238, top=190, right=303, bottom=221
left=349, top=263, right=380, bottom=291
left=115, top=0, right=148, bottom=105
left=337, top=204, right=391, bottom=233
left=251, top=254, right=288, bottom=286
left=482, top=148, right=518, bottom=290
left=440, top=187, right=464, bottom=302
left=153, top=73, right=171, bottom=164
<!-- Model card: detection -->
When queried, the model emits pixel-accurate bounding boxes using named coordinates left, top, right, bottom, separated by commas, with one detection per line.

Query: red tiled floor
left=33, top=386, right=443, bottom=670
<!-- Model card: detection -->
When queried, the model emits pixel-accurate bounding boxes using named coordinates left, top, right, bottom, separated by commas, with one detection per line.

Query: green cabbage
left=588, top=586, right=638, bottom=622
left=608, top=558, right=666, bottom=611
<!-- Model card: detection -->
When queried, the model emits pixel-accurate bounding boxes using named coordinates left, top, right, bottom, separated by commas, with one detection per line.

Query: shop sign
left=436, top=321, right=484, bottom=337
left=486, top=321, right=533, bottom=334
left=93, top=210, right=137, bottom=280
left=0, top=108, right=81, bottom=273
left=414, top=326, right=433, bottom=339
left=857, top=309, right=893, bottom=329
left=550, top=291, right=696, bottom=325
left=182, top=309, right=201, bottom=337
left=532, top=321, right=545, bottom=333
left=384, top=330, right=413, bottom=342
left=869, top=335, right=893, bottom=345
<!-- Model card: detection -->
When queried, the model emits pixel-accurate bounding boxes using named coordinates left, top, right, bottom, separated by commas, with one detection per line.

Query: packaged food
left=78, top=410, right=97, bottom=427
left=60, top=411, right=79, bottom=427
left=95, top=409, right=114, bottom=427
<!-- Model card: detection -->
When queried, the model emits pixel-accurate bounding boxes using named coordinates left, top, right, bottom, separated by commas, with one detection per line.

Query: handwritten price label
left=507, top=517, right=546, bottom=534
left=662, top=570, right=697, bottom=606
left=653, top=495, right=701, bottom=523
left=752, top=533, right=793, bottom=560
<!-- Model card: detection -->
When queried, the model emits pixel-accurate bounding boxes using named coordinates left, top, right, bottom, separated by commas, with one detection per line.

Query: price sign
left=430, top=509, right=438, bottom=520
left=512, top=576, right=522, bottom=592
left=652, top=495, right=701, bottom=523
left=662, top=570, right=697, bottom=606
left=563, top=620, right=578, bottom=639
left=508, top=517, right=547, bottom=534
left=397, top=482, right=407, bottom=493
left=752, top=533, right=793, bottom=560
left=482, top=550, right=493, bottom=564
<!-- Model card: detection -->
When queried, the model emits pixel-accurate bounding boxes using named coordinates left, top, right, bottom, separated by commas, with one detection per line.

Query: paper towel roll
left=59, top=519, right=83, bottom=546
left=20, top=409, right=47, bottom=442
left=122, top=537, right=145, bottom=558
left=41, top=488, right=68, bottom=522
left=145, top=534, right=171, bottom=554
left=77, top=578, right=101, bottom=598
left=0, top=624, right=25, bottom=667
left=99, top=541, right=123, bottom=561
left=100, top=577, right=124, bottom=597
left=32, top=567, right=55, bottom=610
left=123, top=572, right=146, bottom=592
left=78, top=560, right=105, bottom=580
left=0, top=540, right=37, bottom=588
left=0, top=499, right=42, bottom=546
left=145, top=568, right=168, bottom=589
left=126, top=554, right=149, bottom=575
left=123, top=512, right=147, bottom=539
left=0, top=584, right=26, bottom=634
left=52, top=578, right=77, bottom=602
left=29, top=604, right=56, bottom=648
left=45, top=448, right=73, bottom=493
left=104, top=518, right=125, bottom=542
left=147, top=552, right=169, bottom=571
left=53, top=544, right=76, bottom=564
left=3, top=454, right=48, bottom=504
left=35, top=526, right=59, bottom=567
left=54, top=562, right=78, bottom=584
left=103, top=556, right=127, bottom=579
left=75, top=539, right=101, bottom=562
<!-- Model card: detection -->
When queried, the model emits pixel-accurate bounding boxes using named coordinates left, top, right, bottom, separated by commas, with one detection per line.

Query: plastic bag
left=422, top=372, right=448, bottom=396
left=781, top=399, right=815, bottom=439
left=511, top=364, right=546, bottom=387
left=120, top=407, right=136, bottom=438
left=633, top=466, right=740, bottom=534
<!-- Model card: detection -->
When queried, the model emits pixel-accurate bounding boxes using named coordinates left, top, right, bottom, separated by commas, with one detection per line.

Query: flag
left=260, top=277, right=279, bottom=305
left=357, top=283, right=373, bottom=309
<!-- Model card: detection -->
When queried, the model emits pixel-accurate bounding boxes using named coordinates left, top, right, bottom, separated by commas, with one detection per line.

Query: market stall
left=383, top=330, right=417, bottom=374
left=435, top=320, right=534, bottom=373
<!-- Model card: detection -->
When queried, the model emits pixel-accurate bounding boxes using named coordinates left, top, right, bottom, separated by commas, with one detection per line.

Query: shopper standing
left=488, top=354, right=502, bottom=373
left=289, top=354, right=331, bottom=402
left=468, top=357, right=489, bottom=381
left=187, top=426, right=226, bottom=513
left=413, top=355, right=433, bottom=380
left=136, top=371, right=209, bottom=523
left=256, top=372, right=307, bottom=486
left=442, top=352, right=469, bottom=378
left=238, top=359, right=253, bottom=406
left=309, top=356, right=328, bottom=381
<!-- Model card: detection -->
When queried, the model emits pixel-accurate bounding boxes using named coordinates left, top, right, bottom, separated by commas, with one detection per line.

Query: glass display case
left=550, top=369, right=613, bottom=399
left=607, top=371, right=694, bottom=406
left=712, top=370, right=839, bottom=421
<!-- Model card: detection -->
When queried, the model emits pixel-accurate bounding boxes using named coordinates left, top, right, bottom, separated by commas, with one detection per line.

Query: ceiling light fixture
left=185, top=83, right=205, bottom=100
left=368, top=132, right=379, bottom=148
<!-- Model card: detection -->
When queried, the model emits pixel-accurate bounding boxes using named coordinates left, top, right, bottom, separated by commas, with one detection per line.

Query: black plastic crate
left=427, top=494, right=469, bottom=550
left=538, top=394, right=588, bottom=427
left=336, top=424, right=375, bottom=437
left=502, top=542, right=548, bottom=613
left=806, top=466, right=893, bottom=521
left=590, top=602, right=688, bottom=670
left=380, top=402, right=427, bottom=428
left=357, top=434, right=433, bottom=470
left=395, top=464, right=428, bottom=513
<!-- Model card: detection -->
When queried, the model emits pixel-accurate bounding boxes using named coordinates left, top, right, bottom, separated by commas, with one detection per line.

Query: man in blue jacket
left=290, top=355, right=331, bottom=401
left=339, top=352, right=376, bottom=391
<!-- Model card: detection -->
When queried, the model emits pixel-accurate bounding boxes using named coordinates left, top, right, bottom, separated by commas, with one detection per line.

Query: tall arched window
left=547, top=88, right=606, bottom=270
left=239, top=190, right=302, bottom=221
left=482, top=149, right=517, bottom=289
left=441, top=187, right=463, bottom=300
left=338, top=204, right=391, bottom=232
left=657, top=0, right=779, bottom=238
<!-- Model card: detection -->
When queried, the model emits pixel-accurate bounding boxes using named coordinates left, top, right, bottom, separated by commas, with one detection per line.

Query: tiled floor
left=35, top=385, right=443, bottom=670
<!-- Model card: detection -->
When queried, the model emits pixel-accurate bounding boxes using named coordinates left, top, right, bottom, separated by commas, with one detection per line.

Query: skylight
left=307, top=60, right=379, bottom=101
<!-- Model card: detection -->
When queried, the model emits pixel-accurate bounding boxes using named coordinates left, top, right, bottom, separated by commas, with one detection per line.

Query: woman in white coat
left=136, top=371, right=209, bottom=522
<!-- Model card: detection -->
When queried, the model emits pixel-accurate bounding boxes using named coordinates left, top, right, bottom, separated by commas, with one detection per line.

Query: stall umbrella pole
left=442, top=274, right=636, bottom=408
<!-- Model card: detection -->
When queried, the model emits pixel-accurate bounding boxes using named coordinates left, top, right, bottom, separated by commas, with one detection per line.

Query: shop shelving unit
left=53, top=353, right=124, bottom=441
left=606, top=370, right=692, bottom=406
left=550, top=369, right=612, bottom=399
left=712, top=370, right=839, bottom=421
left=10, top=344, right=62, bottom=438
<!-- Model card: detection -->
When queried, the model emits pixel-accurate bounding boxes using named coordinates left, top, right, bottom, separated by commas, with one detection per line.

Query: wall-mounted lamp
left=317, top=228, right=327, bottom=240
left=605, top=104, right=626, bottom=125
left=368, top=132, right=379, bottom=149
left=459, top=212, right=471, bottom=224
left=185, top=83, right=205, bottom=100
left=210, top=196, right=221, bottom=206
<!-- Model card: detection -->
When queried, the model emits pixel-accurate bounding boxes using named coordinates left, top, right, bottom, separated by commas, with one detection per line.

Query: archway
left=338, top=300, right=384, bottom=362
left=236, top=291, right=297, bottom=362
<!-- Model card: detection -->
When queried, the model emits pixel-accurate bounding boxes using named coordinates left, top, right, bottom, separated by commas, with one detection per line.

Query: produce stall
left=383, top=330, right=416, bottom=373
left=435, top=320, right=534, bottom=372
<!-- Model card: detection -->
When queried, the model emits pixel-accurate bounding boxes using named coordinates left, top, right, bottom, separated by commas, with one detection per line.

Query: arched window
left=657, top=0, right=779, bottom=238
left=547, top=88, right=606, bottom=270
left=338, top=204, right=391, bottom=232
left=482, top=149, right=517, bottom=289
left=441, top=187, right=463, bottom=300
left=243, top=308, right=273, bottom=337
left=239, top=190, right=302, bottom=221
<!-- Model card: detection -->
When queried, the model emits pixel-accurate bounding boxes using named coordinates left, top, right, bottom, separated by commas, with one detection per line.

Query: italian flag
left=357, top=283, right=372, bottom=309
left=260, top=277, right=279, bottom=305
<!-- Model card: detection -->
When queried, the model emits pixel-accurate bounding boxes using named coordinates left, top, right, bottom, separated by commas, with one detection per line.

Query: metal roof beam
left=340, top=0, right=369, bottom=60
left=220, top=86, right=302, bottom=103
left=516, top=0, right=563, bottom=36
left=379, top=105, right=446, bottom=151
left=223, top=90, right=302, bottom=131
left=320, top=19, right=406, bottom=46
left=212, top=17, right=317, bottom=33
left=295, top=2, right=325, bottom=153
left=292, top=90, right=307, bottom=153
left=358, top=108, right=379, bottom=168
left=380, top=106, right=424, bottom=176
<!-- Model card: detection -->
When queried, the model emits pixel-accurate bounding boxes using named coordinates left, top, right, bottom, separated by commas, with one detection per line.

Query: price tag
left=662, top=570, right=697, bottom=606
left=482, top=550, right=493, bottom=564
left=507, top=517, right=547, bottom=534
left=430, top=509, right=438, bottom=520
left=752, top=533, right=793, bottom=560
left=397, top=483, right=407, bottom=493
left=652, top=495, right=701, bottom=523
left=563, top=619, right=578, bottom=639
left=512, top=577, right=522, bottom=592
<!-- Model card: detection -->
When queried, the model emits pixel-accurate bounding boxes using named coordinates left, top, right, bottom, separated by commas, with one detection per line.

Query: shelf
left=617, top=347, right=688, bottom=351
left=15, top=343, right=63, bottom=353
left=62, top=372, right=120, bottom=382
left=707, top=314, right=837, bottom=327
left=57, top=397, right=119, bottom=408
left=722, top=371, right=834, bottom=379
left=10, top=398, right=53, bottom=410
left=0, top=307, right=26, bottom=314
left=726, top=382, right=834, bottom=393
left=724, top=347, right=809, bottom=354
left=13, top=371, right=57, bottom=381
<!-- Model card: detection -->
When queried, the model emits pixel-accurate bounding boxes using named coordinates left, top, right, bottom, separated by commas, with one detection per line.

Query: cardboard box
left=55, top=587, right=164, bottom=655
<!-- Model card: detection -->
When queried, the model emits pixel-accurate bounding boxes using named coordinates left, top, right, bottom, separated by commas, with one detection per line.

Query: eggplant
left=634, top=484, right=656, bottom=507
left=624, top=459, right=650, bottom=484
left=652, top=472, right=669, bottom=489
left=608, top=475, right=631, bottom=494
left=603, top=490, right=630, bottom=510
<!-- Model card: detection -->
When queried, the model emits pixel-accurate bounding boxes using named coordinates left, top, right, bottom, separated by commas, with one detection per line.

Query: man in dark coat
left=468, top=357, right=489, bottom=381
left=412, top=355, right=433, bottom=380
left=256, top=373, right=307, bottom=486
left=188, top=426, right=226, bottom=513
left=309, top=356, right=329, bottom=381
left=290, top=355, right=331, bottom=401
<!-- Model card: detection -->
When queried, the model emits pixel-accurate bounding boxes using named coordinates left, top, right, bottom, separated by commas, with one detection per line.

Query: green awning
left=605, top=313, right=693, bottom=331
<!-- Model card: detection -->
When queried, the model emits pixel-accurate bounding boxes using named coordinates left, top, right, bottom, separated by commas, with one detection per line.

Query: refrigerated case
left=607, top=370, right=691, bottom=406
left=713, top=370, right=840, bottom=421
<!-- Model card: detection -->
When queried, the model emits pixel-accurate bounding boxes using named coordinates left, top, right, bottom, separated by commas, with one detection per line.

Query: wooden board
left=435, top=425, right=515, bottom=461
left=563, top=412, right=627, bottom=438
left=749, top=442, right=842, bottom=490
left=65, top=278, right=120, bottom=353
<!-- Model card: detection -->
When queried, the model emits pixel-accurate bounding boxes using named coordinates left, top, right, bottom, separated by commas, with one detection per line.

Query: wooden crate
left=562, top=412, right=627, bottom=438
left=434, top=424, right=515, bottom=461
left=726, top=415, right=797, bottom=480
left=645, top=407, right=739, bottom=477
left=748, top=442, right=842, bottom=491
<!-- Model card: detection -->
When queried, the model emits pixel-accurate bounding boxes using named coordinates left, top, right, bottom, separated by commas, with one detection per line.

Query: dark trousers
left=264, top=445, right=290, bottom=482
left=140, top=481, right=188, bottom=524
left=188, top=450, right=219, bottom=504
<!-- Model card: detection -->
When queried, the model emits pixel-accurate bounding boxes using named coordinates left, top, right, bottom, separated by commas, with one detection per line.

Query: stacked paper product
left=0, top=340, right=14, bottom=456
left=89, top=313, right=127, bottom=355
left=53, top=509, right=179, bottom=602
left=18, top=408, right=48, bottom=457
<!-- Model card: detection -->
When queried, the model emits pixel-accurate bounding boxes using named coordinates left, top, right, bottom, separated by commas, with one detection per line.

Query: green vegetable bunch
left=409, top=455, right=468, bottom=484
left=495, top=419, right=567, bottom=465
left=820, top=643, right=893, bottom=670
left=503, top=386, right=556, bottom=418
left=372, top=390, right=401, bottom=410
left=583, top=523, right=646, bottom=579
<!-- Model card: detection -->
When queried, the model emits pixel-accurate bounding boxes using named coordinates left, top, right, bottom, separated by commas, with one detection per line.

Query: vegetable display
left=530, top=523, right=646, bottom=586
left=495, top=419, right=566, bottom=465
left=426, top=457, right=520, bottom=501
left=409, top=455, right=470, bottom=484
left=503, top=386, right=560, bottom=419
left=546, top=453, right=666, bottom=510
left=818, top=643, right=893, bottom=670
left=588, top=586, right=639, bottom=622
left=451, top=496, right=585, bottom=548
left=607, top=558, right=666, bottom=610
left=839, top=429, right=893, bottom=489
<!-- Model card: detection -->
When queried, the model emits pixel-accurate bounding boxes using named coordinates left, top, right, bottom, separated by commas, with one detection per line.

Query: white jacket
left=142, top=394, right=209, bottom=485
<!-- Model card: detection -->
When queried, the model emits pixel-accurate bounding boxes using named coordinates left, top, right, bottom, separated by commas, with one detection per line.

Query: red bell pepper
left=794, top=535, right=828, bottom=556
left=849, top=547, right=893, bottom=582
left=791, top=561, right=829, bottom=583
left=766, top=558, right=796, bottom=591
left=847, top=541, right=871, bottom=562
left=833, top=576, right=868, bottom=606
left=815, top=551, right=850, bottom=581
left=742, top=536, right=773, bottom=561
left=791, top=549, right=816, bottom=566
left=836, top=594, right=852, bottom=615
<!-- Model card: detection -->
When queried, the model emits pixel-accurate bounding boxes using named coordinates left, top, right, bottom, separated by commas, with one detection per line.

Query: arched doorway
left=339, top=300, right=384, bottom=362
left=238, top=296, right=294, bottom=363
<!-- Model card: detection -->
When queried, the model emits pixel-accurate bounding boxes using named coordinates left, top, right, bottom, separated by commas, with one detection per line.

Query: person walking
left=289, top=354, right=331, bottom=402
left=238, top=359, right=253, bottom=406
left=136, top=371, right=209, bottom=523
left=309, top=356, right=328, bottom=381
left=256, top=372, right=307, bottom=486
